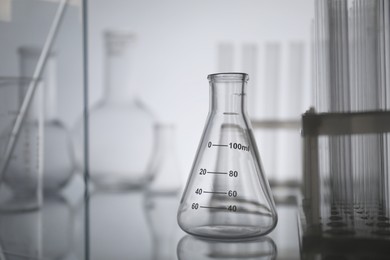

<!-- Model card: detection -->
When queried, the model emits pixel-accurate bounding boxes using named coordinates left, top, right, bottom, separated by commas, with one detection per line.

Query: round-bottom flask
left=83, top=99, right=154, bottom=190
left=72, top=31, right=155, bottom=191
left=177, top=73, right=278, bottom=239
left=42, top=120, right=75, bottom=193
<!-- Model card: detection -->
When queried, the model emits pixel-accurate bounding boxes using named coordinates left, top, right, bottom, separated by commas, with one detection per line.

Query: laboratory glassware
left=73, top=31, right=155, bottom=190
left=0, top=77, right=43, bottom=212
left=147, top=124, right=182, bottom=194
left=144, top=191, right=180, bottom=260
left=177, top=235, right=277, bottom=260
left=144, top=124, right=182, bottom=260
left=177, top=73, right=278, bottom=239
left=0, top=203, right=42, bottom=258
left=17, top=47, right=75, bottom=194
left=42, top=195, right=73, bottom=259
left=89, top=192, right=152, bottom=259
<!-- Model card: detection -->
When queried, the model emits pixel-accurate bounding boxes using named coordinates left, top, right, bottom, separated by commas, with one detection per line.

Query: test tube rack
left=299, top=108, right=390, bottom=259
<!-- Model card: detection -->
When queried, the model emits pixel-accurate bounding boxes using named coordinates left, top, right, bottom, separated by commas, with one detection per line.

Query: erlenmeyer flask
left=177, top=73, right=277, bottom=239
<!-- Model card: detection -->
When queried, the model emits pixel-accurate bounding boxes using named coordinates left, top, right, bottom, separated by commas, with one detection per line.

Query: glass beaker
left=17, top=47, right=75, bottom=194
left=0, top=77, right=43, bottom=212
left=73, top=31, right=155, bottom=190
left=177, top=73, right=278, bottom=239
left=0, top=203, right=42, bottom=258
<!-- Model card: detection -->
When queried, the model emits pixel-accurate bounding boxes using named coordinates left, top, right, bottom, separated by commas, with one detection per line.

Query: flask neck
left=104, top=32, right=136, bottom=104
left=209, top=74, right=248, bottom=114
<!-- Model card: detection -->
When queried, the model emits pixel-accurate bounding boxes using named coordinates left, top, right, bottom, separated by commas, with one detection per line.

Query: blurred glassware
left=144, top=191, right=181, bottom=260
left=177, top=235, right=277, bottom=260
left=0, top=76, right=43, bottom=212
left=0, top=204, right=42, bottom=258
left=42, top=194, right=74, bottom=259
left=17, top=47, right=75, bottom=194
left=147, top=124, right=182, bottom=194
left=144, top=124, right=182, bottom=260
left=88, top=191, right=152, bottom=259
left=73, top=30, right=155, bottom=191
left=43, top=118, right=75, bottom=194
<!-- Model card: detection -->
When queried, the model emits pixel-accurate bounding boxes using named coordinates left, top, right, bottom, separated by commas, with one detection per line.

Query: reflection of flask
left=177, top=73, right=278, bottom=239
left=0, top=207, right=42, bottom=258
left=73, top=31, right=154, bottom=190
left=144, top=192, right=180, bottom=260
left=17, top=47, right=74, bottom=194
left=144, top=124, right=182, bottom=260
left=177, top=235, right=277, bottom=260
left=89, top=192, right=152, bottom=259
left=42, top=195, right=73, bottom=259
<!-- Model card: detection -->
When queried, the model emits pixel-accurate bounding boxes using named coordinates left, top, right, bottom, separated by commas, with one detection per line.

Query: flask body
left=72, top=31, right=155, bottom=190
left=87, top=101, right=154, bottom=189
left=177, top=73, right=277, bottom=239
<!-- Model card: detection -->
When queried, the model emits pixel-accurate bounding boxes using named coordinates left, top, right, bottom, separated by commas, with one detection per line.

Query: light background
left=87, top=0, right=314, bottom=184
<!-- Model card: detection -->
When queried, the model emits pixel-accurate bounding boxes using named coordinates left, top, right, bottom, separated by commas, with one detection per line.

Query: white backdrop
left=87, top=0, right=314, bottom=184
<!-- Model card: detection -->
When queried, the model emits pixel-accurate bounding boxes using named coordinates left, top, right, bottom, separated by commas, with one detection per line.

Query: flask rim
left=207, top=72, right=249, bottom=83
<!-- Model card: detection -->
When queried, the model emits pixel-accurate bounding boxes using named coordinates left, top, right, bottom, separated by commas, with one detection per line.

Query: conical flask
left=177, top=73, right=277, bottom=239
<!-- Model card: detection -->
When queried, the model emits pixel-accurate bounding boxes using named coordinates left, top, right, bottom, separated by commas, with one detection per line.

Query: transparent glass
left=0, top=204, right=42, bottom=258
left=177, top=73, right=278, bottom=239
left=1, top=77, right=43, bottom=212
left=177, top=235, right=277, bottom=260
left=73, top=31, right=155, bottom=190
left=144, top=124, right=182, bottom=260
left=147, top=124, right=182, bottom=194
left=144, top=192, right=179, bottom=260
left=0, top=0, right=86, bottom=257
left=42, top=195, right=73, bottom=259
left=17, top=47, right=75, bottom=194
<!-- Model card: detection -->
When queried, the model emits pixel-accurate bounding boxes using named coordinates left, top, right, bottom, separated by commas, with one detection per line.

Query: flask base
left=186, top=224, right=275, bottom=240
